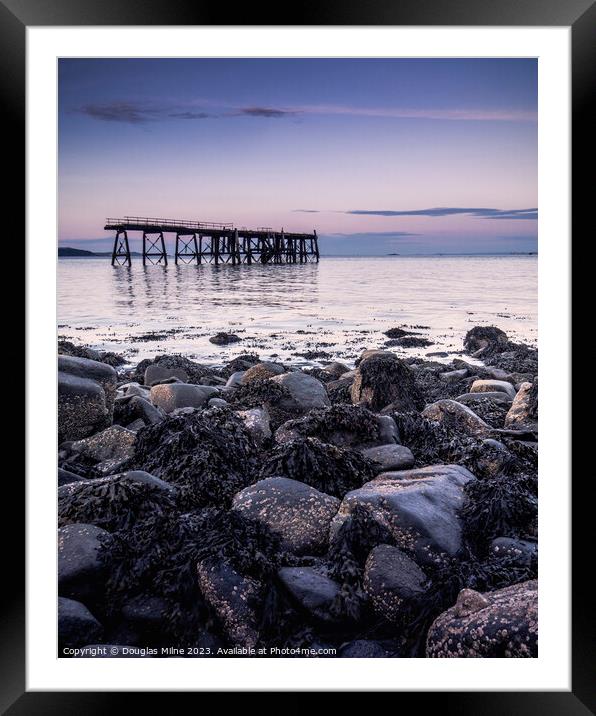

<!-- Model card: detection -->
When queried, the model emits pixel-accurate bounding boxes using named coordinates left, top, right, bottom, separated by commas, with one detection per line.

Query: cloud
left=168, top=111, right=212, bottom=119
left=345, top=207, right=537, bottom=220
left=237, top=106, right=299, bottom=118
left=77, top=102, right=160, bottom=124
left=293, top=209, right=320, bottom=213
left=296, top=104, right=536, bottom=123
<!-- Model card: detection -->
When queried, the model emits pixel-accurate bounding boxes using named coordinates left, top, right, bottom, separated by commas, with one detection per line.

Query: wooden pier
left=106, top=216, right=319, bottom=266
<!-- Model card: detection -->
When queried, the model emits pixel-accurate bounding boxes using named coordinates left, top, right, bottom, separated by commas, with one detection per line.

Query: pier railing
left=106, top=216, right=234, bottom=231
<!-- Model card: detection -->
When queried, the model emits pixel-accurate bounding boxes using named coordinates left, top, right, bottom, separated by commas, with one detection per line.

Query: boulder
left=363, top=545, right=427, bottom=622
left=196, top=559, right=263, bottom=648
left=426, top=580, right=538, bottom=657
left=440, top=369, right=468, bottom=382
left=489, top=537, right=537, bottom=567
left=470, top=379, right=517, bottom=400
left=208, top=397, right=229, bottom=408
left=58, top=372, right=110, bottom=443
left=236, top=407, right=271, bottom=447
left=421, top=399, right=492, bottom=437
left=232, top=477, right=340, bottom=555
left=71, top=425, right=136, bottom=463
left=463, top=326, right=509, bottom=356
left=277, top=566, right=340, bottom=621
left=117, top=382, right=151, bottom=399
left=241, top=362, right=285, bottom=384
left=58, top=597, right=103, bottom=650
left=351, top=352, right=422, bottom=412
left=144, top=364, right=188, bottom=386
left=360, top=444, right=415, bottom=472
left=58, top=355, right=118, bottom=413
left=225, top=371, right=246, bottom=388
left=270, top=371, right=330, bottom=413
left=58, top=523, right=108, bottom=601
left=209, top=332, right=241, bottom=345
left=456, top=392, right=513, bottom=407
left=505, top=380, right=538, bottom=431
left=321, top=362, right=351, bottom=380
left=118, top=395, right=165, bottom=425
left=331, top=465, right=476, bottom=559
left=150, top=383, right=218, bottom=413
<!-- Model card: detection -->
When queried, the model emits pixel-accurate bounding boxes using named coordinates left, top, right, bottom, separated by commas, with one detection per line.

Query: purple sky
left=58, top=58, right=537, bottom=255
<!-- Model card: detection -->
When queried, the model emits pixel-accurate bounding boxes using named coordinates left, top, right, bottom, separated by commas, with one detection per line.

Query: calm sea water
left=57, top=256, right=537, bottom=367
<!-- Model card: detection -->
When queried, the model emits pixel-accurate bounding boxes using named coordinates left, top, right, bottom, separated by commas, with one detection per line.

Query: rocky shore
left=57, top=326, right=538, bottom=658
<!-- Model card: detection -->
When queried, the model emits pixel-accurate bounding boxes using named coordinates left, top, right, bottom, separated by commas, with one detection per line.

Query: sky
left=58, top=58, right=537, bottom=255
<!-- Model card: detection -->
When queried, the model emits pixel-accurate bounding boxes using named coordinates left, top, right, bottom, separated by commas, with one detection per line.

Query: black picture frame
left=7, top=0, right=590, bottom=707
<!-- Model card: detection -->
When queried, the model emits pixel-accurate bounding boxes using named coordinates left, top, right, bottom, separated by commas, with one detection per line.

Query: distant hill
left=58, top=247, right=95, bottom=257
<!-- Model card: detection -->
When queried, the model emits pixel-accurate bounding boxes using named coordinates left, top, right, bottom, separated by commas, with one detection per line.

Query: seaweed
left=131, top=407, right=257, bottom=509
left=58, top=478, right=175, bottom=532
left=260, top=437, right=376, bottom=498
left=226, top=378, right=295, bottom=428
left=277, top=405, right=381, bottom=447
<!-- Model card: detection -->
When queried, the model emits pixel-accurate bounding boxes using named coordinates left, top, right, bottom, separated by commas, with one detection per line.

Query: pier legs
left=111, top=229, right=131, bottom=266
left=175, top=232, right=199, bottom=264
left=142, top=230, right=168, bottom=266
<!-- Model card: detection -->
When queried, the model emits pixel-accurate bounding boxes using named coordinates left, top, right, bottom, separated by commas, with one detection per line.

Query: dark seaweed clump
left=260, top=437, right=376, bottom=498
left=100, top=508, right=284, bottom=644
left=278, top=405, right=381, bottom=447
left=461, top=472, right=538, bottom=550
left=132, top=408, right=257, bottom=509
left=59, top=478, right=175, bottom=532
left=226, top=378, right=294, bottom=428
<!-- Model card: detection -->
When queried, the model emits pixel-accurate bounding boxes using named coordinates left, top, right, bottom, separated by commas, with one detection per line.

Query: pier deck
left=106, top=216, right=319, bottom=266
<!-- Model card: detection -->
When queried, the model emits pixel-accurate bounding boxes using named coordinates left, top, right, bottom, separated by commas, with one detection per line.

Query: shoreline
left=57, top=325, right=538, bottom=658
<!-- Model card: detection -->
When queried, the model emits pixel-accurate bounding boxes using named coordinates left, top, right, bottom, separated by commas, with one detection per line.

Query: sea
left=57, top=255, right=537, bottom=368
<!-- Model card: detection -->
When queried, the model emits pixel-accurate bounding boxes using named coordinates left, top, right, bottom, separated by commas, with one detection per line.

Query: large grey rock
left=470, top=379, right=517, bottom=400
left=58, top=372, right=109, bottom=443
left=232, top=477, right=340, bottom=555
left=144, top=364, right=189, bottom=386
left=278, top=566, right=340, bottom=621
left=236, top=407, right=271, bottom=447
left=150, top=383, right=218, bottom=413
left=363, top=545, right=427, bottom=622
left=58, top=523, right=108, bottom=601
left=117, top=382, right=151, bottom=399
left=225, top=371, right=246, bottom=388
left=440, top=368, right=468, bottom=382
left=271, top=371, right=330, bottom=412
left=321, top=362, right=351, bottom=379
left=196, top=559, right=263, bottom=648
left=505, top=380, right=538, bottom=430
left=463, top=326, right=508, bottom=356
left=422, top=399, right=492, bottom=437
left=71, top=425, right=136, bottom=463
left=360, top=444, right=415, bottom=472
left=58, top=355, right=118, bottom=412
left=426, top=580, right=538, bottom=657
left=123, top=395, right=165, bottom=425
left=351, top=351, right=422, bottom=412
left=58, top=597, right=103, bottom=650
left=331, top=465, right=476, bottom=559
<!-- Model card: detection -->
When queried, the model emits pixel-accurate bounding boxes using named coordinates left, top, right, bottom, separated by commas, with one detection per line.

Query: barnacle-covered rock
left=426, top=579, right=537, bottom=657
left=351, top=352, right=423, bottom=413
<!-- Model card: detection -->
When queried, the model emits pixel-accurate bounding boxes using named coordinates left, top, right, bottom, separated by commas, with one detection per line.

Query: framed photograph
left=9, top=0, right=588, bottom=704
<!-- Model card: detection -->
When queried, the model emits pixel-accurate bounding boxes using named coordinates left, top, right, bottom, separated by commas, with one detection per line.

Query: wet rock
left=278, top=566, right=340, bottom=621
left=225, top=371, right=246, bottom=388
left=505, top=380, right=538, bottom=431
left=196, top=558, right=263, bottom=648
left=58, top=597, right=103, bottom=650
left=440, top=368, right=468, bottom=382
left=360, top=444, right=415, bottom=472
left=236, top=407, right=271, bottom=447
left=120, top=395, right=165, bottom=425
left=58, top=523, right=108, bottom=601
left=58, top=372, right=110, bottom=443
left=339, top=640, right=391, bottom=658
left=144, top=364, right=189, bottom=386
left=121, top=594, right=169, bottom=629
left=463, top=326, right=509, bottom=356
left=232, top=476, right=340, bottom=555
left=209, top=332, right=241, bottom=345
left=422, top=399, right=492, bottom=437
left=270, top=371, right=330, bottom=413
left=456, top=391, right=513, bottom=407
left=321, top=362, right=351, bottom=379
left=59, top=355, right=118, bottom=414
left=241, top=361, right=285, bottom=384
left=426, top=580, right=538, bottom=657
left=470, top=379, right=517, bottom=400
left=208, top=397, right=229, bottom=408
left=71, top=425, right=136, bottom=463
left=331, top=465, right=476, bottom=559
left=363, top=545, right=427, bottom=622
left=150, top=383, right=218, bottom=413
left=489, top=537, right=537, bottom=567
left=383, top=327, right=410, bottom=339
left=117, top=382, right=151, bottom=399
left=58, top=467, right=86, bottom=487
left=274, top=405, right=397, bottom=449
left=351, top=352, right=422, bottom=413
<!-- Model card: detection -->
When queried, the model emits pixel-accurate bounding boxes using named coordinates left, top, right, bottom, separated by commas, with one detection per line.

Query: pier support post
left=313, top=229, right=320, bottom=262
left=143, top=230, right=168, bottom=265
left=175, top=232, right=199, bottom=264
left=111, top=229, right=131, bottom=266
